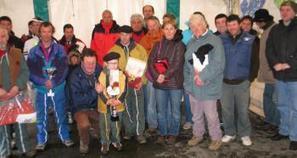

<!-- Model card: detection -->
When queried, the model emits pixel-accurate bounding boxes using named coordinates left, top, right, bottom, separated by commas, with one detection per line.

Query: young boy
left=97, top=52, right=127, bottom=154
left=66, top=51, right=81, bottom=124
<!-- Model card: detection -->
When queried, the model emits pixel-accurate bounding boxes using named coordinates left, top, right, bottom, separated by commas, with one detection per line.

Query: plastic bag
left=0, top=92, right=36, bottom=125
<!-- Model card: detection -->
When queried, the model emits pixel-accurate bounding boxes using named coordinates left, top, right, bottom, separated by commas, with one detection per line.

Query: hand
left=157, top=74, right=165, bottom=84
left=0, top=93, right=12, bottom=101
left=0, top=87, right=14, bottom=101
left=0, top=88, right=7, bottom=97
left=112, top=99, right=122, bottom=106
left=282, top=63, right=291, bottom=70
left=135, top=81, right=143, bottom=90
left=45, top=80, right=53, bottom=89
left=8, top=86, right=19, bottom=98
left=106, top=99, right=114, bottom=106
left=95, top=83, right=104, bottom=93
left=194, top=69, right=200, bottom=76
left=274, top=63, right=291, bottom=71
left=194, top=74, right=204, bottom=87
left=273, top=63, right=283, bottom=71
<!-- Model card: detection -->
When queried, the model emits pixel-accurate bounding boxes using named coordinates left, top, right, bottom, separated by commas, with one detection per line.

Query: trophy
left=107, top=70, right=120, bottom=122
left=45, top=67, right=57, bottom=97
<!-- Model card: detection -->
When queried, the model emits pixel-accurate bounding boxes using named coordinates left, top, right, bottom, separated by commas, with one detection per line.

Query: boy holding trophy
left=97, top=52, right=127, bottom=154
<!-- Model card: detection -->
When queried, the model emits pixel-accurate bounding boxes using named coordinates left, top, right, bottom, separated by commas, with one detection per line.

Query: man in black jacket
left=69, top=48, right=103, bottom=154
left=0, top=16, right=24, bottom=50
left=266, top=0, right=297, bottom=150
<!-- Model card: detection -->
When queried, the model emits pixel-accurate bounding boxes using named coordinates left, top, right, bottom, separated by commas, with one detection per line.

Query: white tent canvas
left=0, top=0, right=282, bottom=46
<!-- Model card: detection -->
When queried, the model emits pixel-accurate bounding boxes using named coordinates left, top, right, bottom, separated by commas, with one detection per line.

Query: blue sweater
left=182, top=29, right=193, bottom=45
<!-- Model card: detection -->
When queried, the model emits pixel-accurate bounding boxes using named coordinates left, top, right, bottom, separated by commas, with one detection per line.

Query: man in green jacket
left=110, top=25, right=148, bottom=144
left=0, top=27, right=35, bottom=158
left=184, top=13, right=225, bottom=150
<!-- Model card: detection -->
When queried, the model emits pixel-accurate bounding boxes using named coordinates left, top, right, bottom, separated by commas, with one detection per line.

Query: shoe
left=183, top=122, right=192, bottom=130
left=166, top=136, right=176, bottom=145
left=262, top=123, right=273, bottom=130
left=112, top=142, right=123, bottom=151
left=146, top=128, right=157, bottom=133
left=271, top=133, right=288, bottom=141
left=101, top=143, right=109, bottom=155
left=208, top=140, right=222, bottom=151
left=67, top=112, right=73, bottom=124
left=63, top=139, right=74, bottom=147
left=23, top=150, right=36, bottom=157
left=146, top=128, right=157, bottom=134
left=156, top=136, right=166, bottom=144
left=289, top=141, right=297, bottom=150
left=79, top=141, right=89, bottom=154
left=35, top=143, right=46, bottom=151
left=188, top=136, right=203, bottom=146
left=221, top=135, right=236, bottom=143
left=11, top=139, right=16, bottom=149
left=123, top=135, right=131, bottom=140
left=137, top=135, right=147, bottom=144
left=145, top=128, right=157, bottom=137
left=241, top=136, right=252, bottom=146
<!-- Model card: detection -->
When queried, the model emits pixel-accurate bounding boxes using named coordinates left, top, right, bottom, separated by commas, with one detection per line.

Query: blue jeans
left=221, top=80, right=251, bottom=137
left=35, top=88, right=71, bottom=144
left=184, top=92, right=192, bottom=123
left=156, top=88, right=182, bottom=136
left=276, top=81, right=297, bottom=141
left=263, top=83, right=280, bottom=126
left=144, top=81, right=158, bottom=129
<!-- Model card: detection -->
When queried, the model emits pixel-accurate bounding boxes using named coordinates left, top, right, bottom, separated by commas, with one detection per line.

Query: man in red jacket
left=90, top=10, right=120, bottom=66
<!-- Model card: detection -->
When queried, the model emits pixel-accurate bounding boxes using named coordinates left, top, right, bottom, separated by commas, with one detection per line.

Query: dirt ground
left=11, top=112, right=297, bottom=158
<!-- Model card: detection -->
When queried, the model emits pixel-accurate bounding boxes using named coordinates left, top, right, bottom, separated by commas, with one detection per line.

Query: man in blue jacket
left=69, top=48, right=102, bottom=154
left=27, top=22, right=74, bottom=151
left=220, top=15, right=258, bottom=146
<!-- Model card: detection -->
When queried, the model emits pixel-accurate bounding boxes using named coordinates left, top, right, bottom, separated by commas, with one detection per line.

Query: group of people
left=1, top=1, right=297, bottom=157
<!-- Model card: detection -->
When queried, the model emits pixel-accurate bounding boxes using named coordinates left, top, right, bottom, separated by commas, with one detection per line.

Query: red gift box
left=154, top=58, right=169, bottom=74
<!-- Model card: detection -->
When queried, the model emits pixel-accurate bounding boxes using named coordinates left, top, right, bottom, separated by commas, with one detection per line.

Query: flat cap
left=103, top=52, right=120, bottom=62
left=119, top=25, right=133, bottom=33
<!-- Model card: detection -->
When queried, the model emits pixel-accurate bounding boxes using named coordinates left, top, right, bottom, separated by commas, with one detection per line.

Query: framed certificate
left=125, top=57, right=146, bottom=78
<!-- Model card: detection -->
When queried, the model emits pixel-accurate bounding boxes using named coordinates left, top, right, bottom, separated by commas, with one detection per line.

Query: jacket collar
left=193, top=30, right=211, bottom=41
left=99, top=20, right=119, bottom=33
left=36, top=40, right=57, bottom=59
left=60, top=35, right=77, bottom=45
left=279, top=17, right=297, bottom=28
left=262, top=20, right=275, bottom=30
left=115, top=39, right=136, bottom=51
left=133, top=28, right=147, bottom=35
left=227, top=30, right=243, bottom=44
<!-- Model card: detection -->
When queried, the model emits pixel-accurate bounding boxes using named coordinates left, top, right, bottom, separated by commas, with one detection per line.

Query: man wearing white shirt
left=23, top=17, right=43, bottom=60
